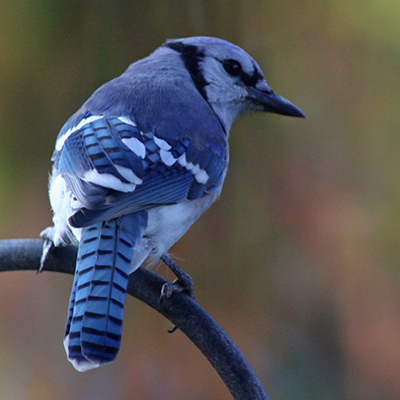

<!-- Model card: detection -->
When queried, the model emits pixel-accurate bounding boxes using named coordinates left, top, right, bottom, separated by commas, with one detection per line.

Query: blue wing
left=54, top=113, right=227, bottom=227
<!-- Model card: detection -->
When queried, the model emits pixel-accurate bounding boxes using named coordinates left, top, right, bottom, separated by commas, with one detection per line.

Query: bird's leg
left=160, top=254, right=195, bottom=300
left=159, top=254, right=195, bottom=333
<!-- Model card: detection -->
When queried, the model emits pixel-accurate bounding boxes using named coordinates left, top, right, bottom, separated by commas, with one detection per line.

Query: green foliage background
left=1, top=1, right=400, bottom=399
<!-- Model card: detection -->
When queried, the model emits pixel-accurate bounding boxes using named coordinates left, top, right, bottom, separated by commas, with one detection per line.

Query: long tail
left=64, top=212, right=147, bottom=371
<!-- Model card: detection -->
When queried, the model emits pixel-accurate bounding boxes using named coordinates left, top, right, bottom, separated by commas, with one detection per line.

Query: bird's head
left=163, top=36, right=304, bottom=132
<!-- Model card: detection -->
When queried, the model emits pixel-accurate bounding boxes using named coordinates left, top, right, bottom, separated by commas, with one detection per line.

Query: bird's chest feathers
left=143, top=191, right=220, bottom=260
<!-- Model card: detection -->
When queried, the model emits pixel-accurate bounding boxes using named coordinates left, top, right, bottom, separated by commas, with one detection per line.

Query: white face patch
left=56, top=115, right=104, bottom=152
left=200, top=58, right=248, bottom=131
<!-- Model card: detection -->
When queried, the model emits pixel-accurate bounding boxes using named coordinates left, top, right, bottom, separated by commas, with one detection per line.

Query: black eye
left=222, top=59, right=242, bottom=76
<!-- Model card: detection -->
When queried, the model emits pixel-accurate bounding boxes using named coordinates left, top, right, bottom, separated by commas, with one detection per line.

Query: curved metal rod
left=0, top=238, right=270, bottom=400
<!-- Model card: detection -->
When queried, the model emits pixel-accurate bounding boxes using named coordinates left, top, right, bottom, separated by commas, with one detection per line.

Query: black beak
left=247, top=83, right=305, bottom=118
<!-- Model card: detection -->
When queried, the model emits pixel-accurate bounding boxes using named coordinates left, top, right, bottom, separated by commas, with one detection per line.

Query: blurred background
left=1, top=0, right=400, bottom=399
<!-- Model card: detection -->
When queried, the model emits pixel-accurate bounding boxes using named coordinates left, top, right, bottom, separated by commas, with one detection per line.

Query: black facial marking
left=241, top=61, right=264, bottom=87
left=222, top=58, right=264, bottom=87
left=164, top=41, right=209, bottom=100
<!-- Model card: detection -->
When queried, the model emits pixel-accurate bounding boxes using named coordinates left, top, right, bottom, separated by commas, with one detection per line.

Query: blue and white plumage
left=42, top=36, right=304, bottom=371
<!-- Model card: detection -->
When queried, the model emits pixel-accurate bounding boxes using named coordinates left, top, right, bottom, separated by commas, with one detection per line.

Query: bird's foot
left=39, top=227, right=55, bottom=273
left=160, top=277, right=194, bottom=299
left=159, top=254, right=195, bottom=333
left=160, top=254, right=195, bottom=300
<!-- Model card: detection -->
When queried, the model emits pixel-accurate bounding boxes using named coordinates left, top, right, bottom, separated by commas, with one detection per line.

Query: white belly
left=130, top=191, right=220, bottom=271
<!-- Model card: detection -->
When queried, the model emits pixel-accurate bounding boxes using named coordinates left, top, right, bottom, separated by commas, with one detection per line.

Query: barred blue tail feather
left=64, top=213, right=147, bottom=371
left=64, top=276, right=78, bottom=341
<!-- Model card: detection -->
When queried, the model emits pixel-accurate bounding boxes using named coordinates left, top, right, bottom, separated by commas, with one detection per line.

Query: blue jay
left=41, top=36, right=304, bottom=372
